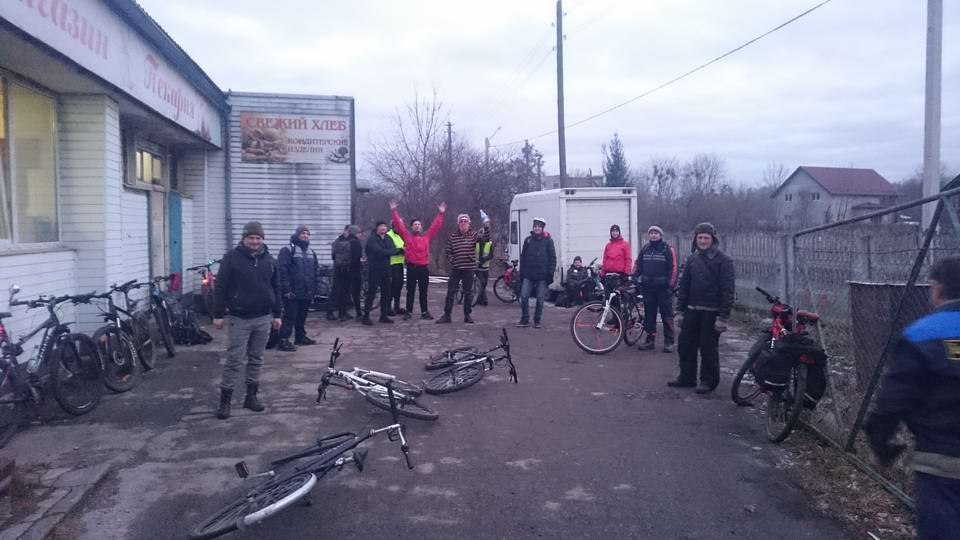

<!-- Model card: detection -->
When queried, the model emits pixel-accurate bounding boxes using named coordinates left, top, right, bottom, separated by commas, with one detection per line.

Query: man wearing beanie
left=212, top=221, right=283, bottom=419
left=363, top=221, right=398, bottom=325
left=671, top=222, right=736, bottom=394
left=276, top=225, right=320, bottom=351
left=331, top=225, right=364, bottom=321
left=437, top=212, right=491, bottom=324
left=636, top=225, right=679, bottom=352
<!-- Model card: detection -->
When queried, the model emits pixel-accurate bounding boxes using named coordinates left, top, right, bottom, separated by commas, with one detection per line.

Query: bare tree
left=762, top=161, right=790, bottom=194
left=680, top=153, right=725, bottom=198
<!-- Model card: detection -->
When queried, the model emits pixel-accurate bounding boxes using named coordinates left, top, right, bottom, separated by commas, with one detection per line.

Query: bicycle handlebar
left=755, top=287, right=780, bottom=305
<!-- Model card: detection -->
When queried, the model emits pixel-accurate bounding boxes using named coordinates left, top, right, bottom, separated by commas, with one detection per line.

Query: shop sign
left=240, top=112, right=350, bottom=165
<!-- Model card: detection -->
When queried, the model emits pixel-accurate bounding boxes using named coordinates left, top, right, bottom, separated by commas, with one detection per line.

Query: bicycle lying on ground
left=186, top=260, right=220, bottom=323
left=0, top=286, right=104, bottom=448
left=422, top=329, right=517, bottom=394
left=317, top=338, right=438, bottom=420
left=189, top=379, right=415, bottom=539
left=730, top=287, right=825, bottom=443
left=91, top=280, right=157, bottom=392
left=569, top=273, right=645, bottom=354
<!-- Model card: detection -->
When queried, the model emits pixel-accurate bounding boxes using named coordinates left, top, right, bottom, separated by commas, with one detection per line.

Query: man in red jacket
left=601, top=224, right=632, bottom=278
left=390, top=200, right=446, bottom=320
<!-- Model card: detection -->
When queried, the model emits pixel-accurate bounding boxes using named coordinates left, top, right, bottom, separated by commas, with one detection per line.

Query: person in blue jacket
left=865, top=256, right=960, bottom=539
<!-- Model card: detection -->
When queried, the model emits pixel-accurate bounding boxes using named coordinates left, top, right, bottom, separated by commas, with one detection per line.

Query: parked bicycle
left=148, top=274, right=178, bottom=358
left=358, top=262, right=379, bottom=314
left=569, top=273, right=645, bottom=354
left=492, top=259, right=520, bottom=303
left=91, top=280, right=157, bottom=392
left=186, top=259, right=220, bottom=323
left=730, top=287, right=825, bottom=443
left=422, top=329, right=517, bottom=394
left=308, top=264, right=333, bottom=313
left=455, top=269, right=483, bottom=307
left=189, top=379, right=414, bottom=539
left=317, top=339, right=438, bottom=421
left=0, top=286, right=104, bottom=448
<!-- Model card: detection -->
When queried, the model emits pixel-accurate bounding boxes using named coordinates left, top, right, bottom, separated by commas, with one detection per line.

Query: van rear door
left=564, top=198, right=632, bottom=265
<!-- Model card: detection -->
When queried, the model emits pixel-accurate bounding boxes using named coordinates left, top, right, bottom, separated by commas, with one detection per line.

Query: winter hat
left=457, top=213, right=471, bottom=223
left=347, top=224, right=360, bottom=236
left=573, top=256, right=582, bottom=263
left=693, top=222, right=717, bottom=239
left=242, top=221, right=265, bottom=238
left=375, top=220, right=388, bottom=229
left=610, top=224, right=621, bottom=232
left=295, top=225, right=310, bottom=236
left=648, top=225, right=664, bottom=235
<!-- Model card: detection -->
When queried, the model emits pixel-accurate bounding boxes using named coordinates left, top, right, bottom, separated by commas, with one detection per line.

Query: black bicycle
left=186, top=259, right=220, bottom=323
left=189, top=380, right=414, bottom=539
left=422, top=329, right=517, bottom=394
left=148, top=274, right=177, bottom=358
left=0, top=286, right=104, bottom=448
left=91, top=280, right=157, bottom=392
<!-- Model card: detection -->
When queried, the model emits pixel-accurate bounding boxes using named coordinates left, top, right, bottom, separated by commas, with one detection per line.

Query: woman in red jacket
left=390, top=200, right=446, bottom=319
left=601, top=224, right=632, bottom=278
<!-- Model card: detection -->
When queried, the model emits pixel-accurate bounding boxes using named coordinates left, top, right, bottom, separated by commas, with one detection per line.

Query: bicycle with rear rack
left=569, top=273, right=645, bottom=354
left=0, top=286, right=104, bottom=448
left=90, top=280, right=158, bottom=393
left=189, top=379, right=415, bottom=539
left=730, top=286, right=825, bottom=443
left=421, top=329, right=517, bottom=394
left=317, top=339, right=438, bottom=421
left=148, top=274, right=178, bottom=358
left=186, top=260, right=220, bottom=323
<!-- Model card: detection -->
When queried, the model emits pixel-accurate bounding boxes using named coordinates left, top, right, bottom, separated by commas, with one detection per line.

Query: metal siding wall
left=121, top=189, right=150, bottom=303
left=0, top=251, right=77, bottom=352
left=181, top=197, right=195, bottom=293
left=227, top=94, right=353, bottom=265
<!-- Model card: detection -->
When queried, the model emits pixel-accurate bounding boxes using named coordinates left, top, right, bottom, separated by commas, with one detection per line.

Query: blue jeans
left=520, top=278, right=548, bottom=323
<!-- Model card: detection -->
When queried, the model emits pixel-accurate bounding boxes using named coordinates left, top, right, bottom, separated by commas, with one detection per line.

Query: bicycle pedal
left=234, top=461, right=249, bottom=479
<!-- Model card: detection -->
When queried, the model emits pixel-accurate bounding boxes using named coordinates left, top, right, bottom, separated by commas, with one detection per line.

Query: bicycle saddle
left=796, top=310, right=820, bottom=322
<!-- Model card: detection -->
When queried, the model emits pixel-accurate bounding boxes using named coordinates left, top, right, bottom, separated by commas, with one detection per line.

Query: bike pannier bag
left=752, top=347, right=792, bottom=392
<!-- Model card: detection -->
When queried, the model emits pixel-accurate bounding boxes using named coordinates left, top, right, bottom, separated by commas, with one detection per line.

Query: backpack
left=173, top=308, right=213, bottom=346
left=332, top=237, right=352, bottom=269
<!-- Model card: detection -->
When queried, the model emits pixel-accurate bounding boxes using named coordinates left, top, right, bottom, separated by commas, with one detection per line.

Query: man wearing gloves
left=276, top=225, right=319, bottom=352
left=212, top=221, right=283, bottom=419
left=386, top=224, right=406, bottom=316
left=475, top=210, right=494, bottom=306
left=517, top=217, right=556, bottom=328
left=672, top=222, right=735, bottom=394
left=636, top=225, right=679, bottom=352
left=389, top=200, right=446, bottom=320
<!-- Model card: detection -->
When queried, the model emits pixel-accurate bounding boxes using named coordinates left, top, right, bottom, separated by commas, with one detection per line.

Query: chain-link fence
left=787, top=187, right=960, bottom=504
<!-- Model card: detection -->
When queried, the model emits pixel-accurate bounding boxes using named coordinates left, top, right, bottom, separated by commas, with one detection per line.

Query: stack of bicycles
left=569, top=272, right=645, bottom=354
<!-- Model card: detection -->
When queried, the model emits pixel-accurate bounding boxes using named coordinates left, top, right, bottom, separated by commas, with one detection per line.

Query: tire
left=570, top=301, right=623, bottom=355
left=94, top=327, right=140, bottom=393
left=766, top=364, right=807, bottom=443
left=423, top=363, right=485, bottom=395
left=493, top=276, right=518, bottom=303
left=424, top=346, right=478, bottom=370
left=731, top=338, right=767, bottom=406
left=153, top=302, right=176, bottom=358
left=189, top=472, right=318, bottom=540
left=471, top=278, right=482, bottom=307
left=51, top=333, right=104, bottom=416
left=131, top=315, right=157, bottom=371
left=361, top=375, right=423, bottom=397
left=362, top=389, right=439, bottom=421
left=202, top=287, right=215, bottom=324
left=0, top=367, right=26, bottom=449
left=621, top=300, right=645, bottom=346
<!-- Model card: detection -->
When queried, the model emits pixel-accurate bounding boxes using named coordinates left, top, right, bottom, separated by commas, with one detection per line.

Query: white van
left=508, top=187, right=639, bottom=289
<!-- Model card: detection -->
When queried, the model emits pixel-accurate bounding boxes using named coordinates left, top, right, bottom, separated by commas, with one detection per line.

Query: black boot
left=243, top=383, right=265, bottom=412
left=325, top=311, right=337, bottom=321
left=277, top=339, right=297, bottom=352
left=216, top=388, right=233, bottom=420
left=295, top=336, right=317, bottom=346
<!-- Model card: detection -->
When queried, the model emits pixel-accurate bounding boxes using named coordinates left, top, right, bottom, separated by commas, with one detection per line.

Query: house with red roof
left=771, top=166, right=899, bottom=228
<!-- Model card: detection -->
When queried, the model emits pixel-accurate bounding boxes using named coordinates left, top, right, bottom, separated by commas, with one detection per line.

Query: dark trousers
left=390, top=264, right=405, bottom=310
left=677, top=309, right=720, bottom=387
left=406, top=263, right=430, bottom=314
left=444, top=269, right=474, bottom=317
left=475, top=269, right=490, bottom=304
left=365, top=270, right=392, bottom=318
left=642, top=286, right=675, bottom=344
left=326, top=273, right=338, bottom=315
left=279, top=298, right=309, bottom=341
left=916, top=472, right=960, bottom=540
left=334, top=269, right=361, bottom=317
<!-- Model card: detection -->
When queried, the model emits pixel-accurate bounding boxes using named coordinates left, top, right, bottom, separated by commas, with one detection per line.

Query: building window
left=0, top=81, right=59, bottom=245
left=812, top=192, right=820, bottom=201
left=136, top=149, right=164, bottom=185
left=784, top=193, right=793, bottom=202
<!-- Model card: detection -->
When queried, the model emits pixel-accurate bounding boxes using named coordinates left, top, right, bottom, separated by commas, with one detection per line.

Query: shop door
left=148, top=191, right=167, bottom=278
left=168, top=192, right=182, bottom=278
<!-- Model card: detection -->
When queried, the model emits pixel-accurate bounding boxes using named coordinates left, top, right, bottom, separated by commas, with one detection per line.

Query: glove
left=714, top=318, right=728, bottom=334
left=396, top=248, right=404, bottom=255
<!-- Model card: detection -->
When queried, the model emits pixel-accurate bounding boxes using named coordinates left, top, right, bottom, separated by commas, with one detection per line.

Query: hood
left=236, top=242, right=269, bottom=258
left=290, top=233, right=310, bottom=250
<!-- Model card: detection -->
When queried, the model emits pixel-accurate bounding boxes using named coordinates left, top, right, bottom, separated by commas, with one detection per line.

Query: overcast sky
left=139, top=0, right=959, bottom=186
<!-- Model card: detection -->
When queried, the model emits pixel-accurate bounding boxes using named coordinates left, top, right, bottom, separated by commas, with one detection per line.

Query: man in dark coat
left=276, top=225, right=319, bottom=352
left=672, top=222, right=735, bottom=394
left=865, top=257, right=960, bottom=539
left=363, top=221, right=397, bottom=325
left=332, top=225, right=363, bottom=321
left=636, top=225, right=679, bottom=352
left=212, top=221, right=283, bottom=419
left=517, top=217, right=557, bottom=328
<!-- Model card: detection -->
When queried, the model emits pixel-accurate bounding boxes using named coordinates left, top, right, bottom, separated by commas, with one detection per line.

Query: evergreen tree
left=602, top=132, right=630, bottom=187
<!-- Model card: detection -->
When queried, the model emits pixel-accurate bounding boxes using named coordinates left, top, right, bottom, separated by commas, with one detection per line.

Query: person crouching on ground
left=276, top=225, right=319, bottom=352
left=636, top=225, right=679, bottom=353
left=390, top=200, right=446, bottom=320
left=212, top=221, right=283, bottom=419
left=671, top=222, right=735, bottom=394
left=561, top=256, right=589, bottom=307
left=438, top=213, right=491, bottom=324
left=517, top=217, right=556, bottom=328
left=363, top=221, right=397, bottom=325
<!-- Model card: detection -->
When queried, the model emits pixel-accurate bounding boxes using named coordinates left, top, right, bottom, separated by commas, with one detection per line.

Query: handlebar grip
left=402, top=446, right=414, bottom=470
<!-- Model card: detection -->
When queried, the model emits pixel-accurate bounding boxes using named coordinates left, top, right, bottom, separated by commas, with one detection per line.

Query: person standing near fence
left=516, top=217, right=556, bottom=329
left=865, top=256, right=960, bottom=539
left=672, top=222, right=735, bottom=394
left=363, top=221, right=397, bottom=325
left=636, top=225, right=679, bottom=353
left=276, top=225, right=319, bottom=352
left=437, top=213, right=491, bottom=324
left=212, top=221, right=283, bottom=420
left=389, top=200, right=446, bottom=320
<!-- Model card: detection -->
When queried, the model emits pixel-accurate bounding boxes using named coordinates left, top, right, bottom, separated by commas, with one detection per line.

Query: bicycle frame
left=437, top=329, right=518, bottom=383
left=317, top=339, right=419, bottom=401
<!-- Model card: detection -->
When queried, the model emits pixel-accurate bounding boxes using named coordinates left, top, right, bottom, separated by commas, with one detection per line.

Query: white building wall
left=0, top=250, right=77, bottom=352
left=206, top=149, right=228, bottom=256
left=775, top=170, right=884, bottom=228
left=121, top=189, right=150, bottom=303
left=181, top=197, right=195, bottom=293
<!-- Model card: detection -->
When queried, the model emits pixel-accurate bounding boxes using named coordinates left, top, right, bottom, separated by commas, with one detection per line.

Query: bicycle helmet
left=533, top=217, right=546, bottom=227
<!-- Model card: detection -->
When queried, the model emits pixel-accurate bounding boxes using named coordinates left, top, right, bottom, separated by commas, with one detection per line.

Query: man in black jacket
left=364, top=221, right=397, bottom=325
left=636, top=226, right=679, bottom=352
left=517, top=217, right=556, bottom=328
left=671, top=222, right=735, bottom=394
left=332, top=225, right=363, bottom=321
left=276, top=225, right=319, bottom=352
left=212, top=221, right=283, bottom=419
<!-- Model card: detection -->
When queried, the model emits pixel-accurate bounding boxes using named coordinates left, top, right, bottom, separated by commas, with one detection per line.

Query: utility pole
left=523, top=140, right=532, bottom=192
left=555, top=0, right=568, bottom=189
left=484, top=126, right=501, bottom=174
left=922, top=0, right=942, bottom=231
left=535, top=151, right=544, bottom=191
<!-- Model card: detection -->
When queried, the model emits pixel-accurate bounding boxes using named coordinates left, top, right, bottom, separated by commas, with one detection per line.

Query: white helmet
left=533, top=217, right=546, bottom=227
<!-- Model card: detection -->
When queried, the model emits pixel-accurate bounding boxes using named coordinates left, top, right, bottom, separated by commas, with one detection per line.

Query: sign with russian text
left=240, top=112, right=350, bottom=165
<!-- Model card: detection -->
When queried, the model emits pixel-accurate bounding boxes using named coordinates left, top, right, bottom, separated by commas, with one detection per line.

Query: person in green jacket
left=386, top=224, right=406, bottom=316
left=475, top=227, right=494, bottom=306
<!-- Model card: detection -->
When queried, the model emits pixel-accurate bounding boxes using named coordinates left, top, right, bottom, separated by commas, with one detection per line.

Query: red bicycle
left=492, top=259, right=520, bottom=303
left=186, top=259, right=220, bottom=323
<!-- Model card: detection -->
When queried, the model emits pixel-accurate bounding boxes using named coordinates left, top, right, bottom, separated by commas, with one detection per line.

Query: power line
left=494, top=0, right=834, bottom=148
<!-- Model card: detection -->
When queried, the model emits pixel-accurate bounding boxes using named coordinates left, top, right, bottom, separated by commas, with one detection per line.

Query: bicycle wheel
left=0, top=367, right=26, bottom=449
left=424, top=346, right=478, bottom=370
left=766, top=364, right=807, bottom=443
left=362, top=389, right=439, bottom=421
left=493, top=276, right=517, bottom=303
left=132, top=314, right=157, bottom=371
left=621, top=300, right=645, bottom=346
left=94, top=327, right=139, bottom=393
left=732, top=338, right=767, bottom=406
left=52, top=333, right=104, bottom=416
left=153, top=301, right=177, bottom=358
left=361, top=374, right=423, bottom=397
left=423, top=363, right=485, bottom=395
left=202, top=287, right=215, bottom=323
left=570, top=301, right=623, bottom=355
left=189, top=472, right=318, bottom=540
left=471, top=277, right=482, bottom=307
